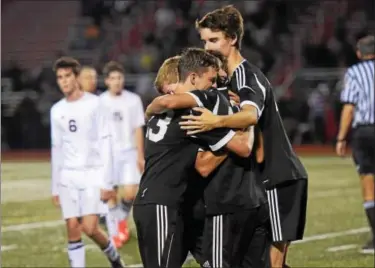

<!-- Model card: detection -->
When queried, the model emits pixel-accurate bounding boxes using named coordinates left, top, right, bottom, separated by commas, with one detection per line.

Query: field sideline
left=1, top=149, right=374, bottom=267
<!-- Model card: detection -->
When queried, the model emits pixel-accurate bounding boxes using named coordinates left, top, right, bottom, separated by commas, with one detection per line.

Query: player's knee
left=82, top=223, right=98, bottom=237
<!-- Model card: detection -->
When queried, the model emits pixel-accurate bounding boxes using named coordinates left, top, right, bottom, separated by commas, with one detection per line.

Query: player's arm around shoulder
left=145, top=92, right=200, bottom=119
left=210, top=71, right=267, bottom=130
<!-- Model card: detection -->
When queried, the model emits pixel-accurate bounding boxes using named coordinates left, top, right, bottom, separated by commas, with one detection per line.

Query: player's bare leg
left=360, top=174, right=375, bottom=253
left=118, top=184, right=138, bottom=243
left=65, top=218, right=85, bottom=268
left=107, top=188, right=123, bottom=248
left=270, top=242, right=290, bottom=268
left=82, top=214, right=124, bottom=267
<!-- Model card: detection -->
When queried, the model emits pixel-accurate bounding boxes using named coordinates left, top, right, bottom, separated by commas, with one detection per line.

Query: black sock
left=121, top=199, right=133, bottom=214
left=364, top=201, right=375, bottom=240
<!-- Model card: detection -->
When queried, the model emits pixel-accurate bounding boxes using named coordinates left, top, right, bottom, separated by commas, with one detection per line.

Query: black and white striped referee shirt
left=340, top=59, right=375, bottom=127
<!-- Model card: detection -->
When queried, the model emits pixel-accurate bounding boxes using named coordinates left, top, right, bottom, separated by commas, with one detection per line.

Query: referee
left=336, top=35, right=375, bottom=254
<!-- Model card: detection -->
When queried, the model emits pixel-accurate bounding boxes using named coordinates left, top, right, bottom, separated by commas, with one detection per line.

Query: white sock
left=67, top=240, right=85, bottom=268
left=116, top=205, right=128, bottom=220
left=106, top=209, right=119, bottom=237
left=103, top=241, right=120, bottom=261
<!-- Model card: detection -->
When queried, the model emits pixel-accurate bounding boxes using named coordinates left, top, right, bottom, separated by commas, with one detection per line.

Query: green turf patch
left=1, top=157, right=374, bottom=267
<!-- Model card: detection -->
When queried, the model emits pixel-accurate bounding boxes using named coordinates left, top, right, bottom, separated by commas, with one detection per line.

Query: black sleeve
left=189, top=89, right=236, bottom=151
left=231, top=105, right=241, bottom=113
left=237, top=72, right=267, bottom=118
left=190, top=128, right=235, bottom=152
left=187, top=89, right=218, bottom=111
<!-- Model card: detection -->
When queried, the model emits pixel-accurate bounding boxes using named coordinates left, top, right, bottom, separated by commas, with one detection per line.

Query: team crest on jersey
left=113, top=111, right=123, bottom=121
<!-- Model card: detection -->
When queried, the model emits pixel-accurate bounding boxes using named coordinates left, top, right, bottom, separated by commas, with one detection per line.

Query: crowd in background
left=1, top=0, right=374, bottom=149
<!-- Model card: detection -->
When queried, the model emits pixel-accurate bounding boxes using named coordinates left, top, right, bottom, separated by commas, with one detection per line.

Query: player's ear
left=230, top=34, right=237, bottom=47
left=190, top=73, right=197, bottom=86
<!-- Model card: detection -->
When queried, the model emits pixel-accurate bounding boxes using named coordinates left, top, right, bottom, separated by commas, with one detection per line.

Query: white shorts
left=59, top=185, right=108, bottom=220
left=113, top=160, right=141, bottom=186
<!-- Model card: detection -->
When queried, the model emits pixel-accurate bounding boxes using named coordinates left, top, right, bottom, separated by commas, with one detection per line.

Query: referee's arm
left=336, top=71, right=358, bottom=156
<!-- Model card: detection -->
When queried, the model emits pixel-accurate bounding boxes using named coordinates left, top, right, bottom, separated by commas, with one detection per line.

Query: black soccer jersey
left=134, top=90, right=235, bottom=208
left=197, top=89, right=267, bottom=215
left=229, top=60, right=308, bottom=188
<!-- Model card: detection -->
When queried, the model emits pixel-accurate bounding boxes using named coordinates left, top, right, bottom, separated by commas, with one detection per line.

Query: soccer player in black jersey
left=150, top=49, right=270, bottom=268
left=133, top=48, right=253, bottom=268
left=179, top=5, right=309, bottom=268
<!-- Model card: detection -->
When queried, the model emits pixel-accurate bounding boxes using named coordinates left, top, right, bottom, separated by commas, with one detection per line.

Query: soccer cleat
left=112, top=236, right=123, bottom=249
left=110, top=257, right=125, bottom=268
left=360, top=239, right=374, bottom=254
left=118, top=220, right=130, bottom=243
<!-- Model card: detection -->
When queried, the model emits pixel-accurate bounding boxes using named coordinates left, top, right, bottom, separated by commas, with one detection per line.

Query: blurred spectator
left=2, top=0, right=374, bottom=148
left=308, top=84, right=329, bottom=144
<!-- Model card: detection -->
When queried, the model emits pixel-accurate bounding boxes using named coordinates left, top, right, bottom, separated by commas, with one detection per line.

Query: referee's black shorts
left=133, top=204, right=185, bottom=268
left=351, top=125, right=375, bottom=175
left=266, top=179, right=308, bottom=242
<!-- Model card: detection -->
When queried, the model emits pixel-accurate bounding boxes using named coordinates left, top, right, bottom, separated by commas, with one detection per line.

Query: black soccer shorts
left=266, top=179, right=308, bottom=242
left=180, top=197, right=206, bottom=266
left=201, top=204, right=271, bottom=268
left=352, top=126, right=375, bottom=175
left=133, top=204, right=185, bottom=268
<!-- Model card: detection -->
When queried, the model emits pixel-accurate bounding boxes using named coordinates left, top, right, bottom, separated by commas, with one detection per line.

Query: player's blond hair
left=80, top=65, right=97, bottom=74
left=154, top=56, right=181, bottom=94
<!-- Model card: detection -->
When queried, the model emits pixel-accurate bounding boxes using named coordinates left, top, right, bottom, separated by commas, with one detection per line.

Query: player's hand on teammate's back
left=336, top=140, right=347, bottom=157
left=180, top=107, right=219, bottom=135
left=52, top=195, right=60, bottom=207
left=100, top=189, right=116, bottom=202
left=228, top=90, right=240, bottom=106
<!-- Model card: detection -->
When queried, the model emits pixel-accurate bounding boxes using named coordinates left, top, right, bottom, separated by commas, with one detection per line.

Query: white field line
left=326, top=244, right=358, bottom=252
left=2, top=220, right=370, bottom=245
left=2, top=220, right=64, bottom=232
left=1, top=244, right=18, bottom=251
left=293, top=227, right=370, bottom=244
left=0, top=186, right=358, bottom=204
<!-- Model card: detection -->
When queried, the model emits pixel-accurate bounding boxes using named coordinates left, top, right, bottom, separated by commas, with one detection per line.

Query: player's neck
left=174, top=83, right=191, bottom=94
left=227, top=50, right=245, bottom=78
left=66, top=88, right=84, bottom=102
left=109, top=90, right=122, bottom=97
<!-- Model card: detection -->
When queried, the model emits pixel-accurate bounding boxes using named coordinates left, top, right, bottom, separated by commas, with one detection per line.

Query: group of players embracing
left=133, top=5, right=308, bottom=268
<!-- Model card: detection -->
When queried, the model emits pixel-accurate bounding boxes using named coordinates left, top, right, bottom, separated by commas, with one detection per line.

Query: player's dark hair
left=195, top=5, right=244, bottom=50
left=103, top=61, right=125, bottom=78
left=357, top=35, right=375, bottom=57
left=178, top=47, right=219, bottom=82
left=53, top=57, right=81, bottom=76
left=206, top=49, right=228, bottom=74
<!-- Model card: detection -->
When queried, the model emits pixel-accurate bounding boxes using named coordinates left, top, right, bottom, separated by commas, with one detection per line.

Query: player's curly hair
left=53, top=57, right=81, bottom=76
left=103, top=61, right=125, bottom=78
left=195, top=5, right=244, bottom=50
left=154, top=56, right=181, bottom=94
left=178, top=47, right=219, bottom=82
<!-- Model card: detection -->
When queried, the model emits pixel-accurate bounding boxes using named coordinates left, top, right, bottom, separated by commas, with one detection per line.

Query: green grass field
left=1, top=157, right=374, bottom=267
